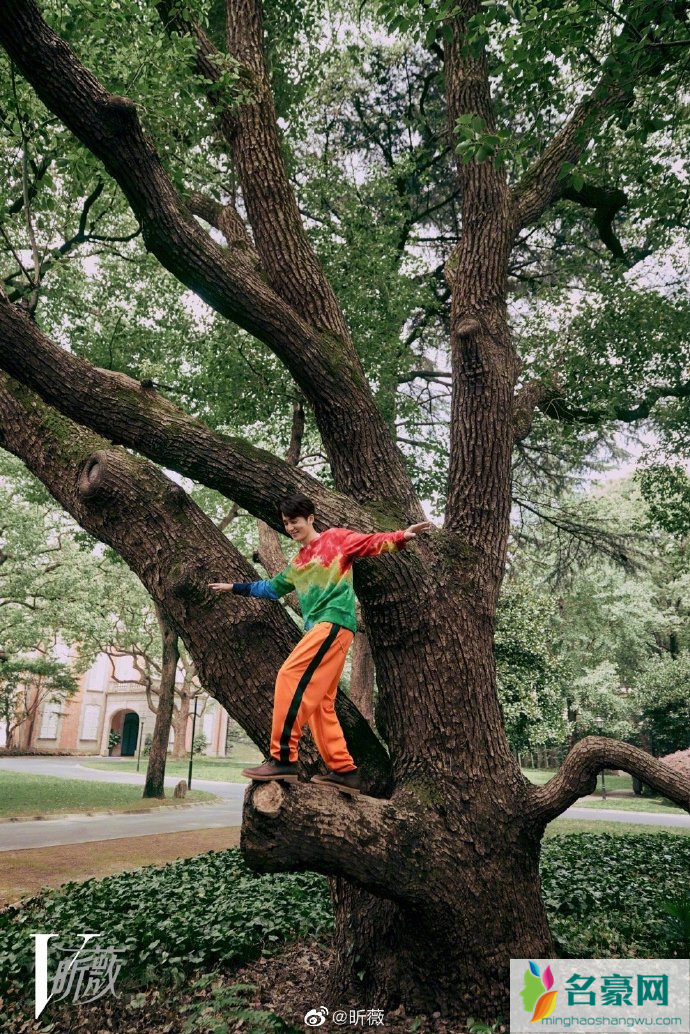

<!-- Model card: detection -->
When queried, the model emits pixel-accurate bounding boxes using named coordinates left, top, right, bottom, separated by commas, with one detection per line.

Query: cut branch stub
left=165, top=482, right=188, bottom=511
left=78, top=450, right=113, bottom=500
left=103, top=94, right=138, bottom=123
left=248, top=780, right=285, bottom=819
left=456, top=318, right=481, bottom=339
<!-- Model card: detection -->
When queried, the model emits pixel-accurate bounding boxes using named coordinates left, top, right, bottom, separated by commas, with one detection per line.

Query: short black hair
left=280, top=493, right=315, bottom=520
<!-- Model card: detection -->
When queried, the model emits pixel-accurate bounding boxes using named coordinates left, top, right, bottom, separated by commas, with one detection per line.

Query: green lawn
left=0, top=770, right=217, bottom=819
left=82, top=743, right=263, bottom=783
left=523, top=767, right=686, bottom=814
left=545, top=818, right=690, bottom=837
left=525, top=767, right=634, bottom=790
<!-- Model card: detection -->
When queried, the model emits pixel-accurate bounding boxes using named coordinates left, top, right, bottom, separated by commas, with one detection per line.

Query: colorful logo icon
left=520, top=960, right=559, bottom=1022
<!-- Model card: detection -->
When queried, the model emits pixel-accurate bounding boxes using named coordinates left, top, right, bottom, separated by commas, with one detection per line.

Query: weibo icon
left=520, top=960, right=559, bottom=1022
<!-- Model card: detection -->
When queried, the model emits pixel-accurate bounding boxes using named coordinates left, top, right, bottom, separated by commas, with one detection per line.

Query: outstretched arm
left=209, top=565, right=295, bottom=599
left=341, top=521, right=433, bottom=560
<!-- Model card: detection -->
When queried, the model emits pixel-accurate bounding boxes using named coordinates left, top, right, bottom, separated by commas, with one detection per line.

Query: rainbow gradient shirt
left=232, top=527, right=407, bottom=633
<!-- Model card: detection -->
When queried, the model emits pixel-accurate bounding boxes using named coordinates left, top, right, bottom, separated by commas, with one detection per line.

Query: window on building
left=82, top=704, right=100, bottom=741
left=39, top=700, right=61, bottom=739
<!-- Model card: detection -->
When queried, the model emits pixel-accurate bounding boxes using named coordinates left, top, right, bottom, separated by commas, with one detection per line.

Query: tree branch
left=538, top=377, right=690, bottom=425
left=511, top=372, right=690, bottom=443
left=0, top=0, right=420, bottom=509
left=4, top=180, right=142, bottom=303
left=560, top=181, right=633, bottom=264
left=156, top=0, right=350, bottom=342
left=527, top=736, right=690, bottom=826
left=0, top=292, right=381, bottom=534
left=242, top=781, right=428, bottom=904
left=5, top=153, right=51, bottom=216
left=512, top=495, right=645, bottom=573
left=0, top=369, right=392, bottom=786
left=187, top=191, right=260, bottom=268
left=512, top=0, right=690, bottom=231
left=512, top=378, right=550, bottom=443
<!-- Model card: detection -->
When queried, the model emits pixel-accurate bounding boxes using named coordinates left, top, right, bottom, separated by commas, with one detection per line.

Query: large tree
left=1, top=0, right=690, bottom=1020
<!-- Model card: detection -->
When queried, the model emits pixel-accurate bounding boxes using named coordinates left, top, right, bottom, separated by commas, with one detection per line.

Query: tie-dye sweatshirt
left=232, top=527, right=407, bottom=634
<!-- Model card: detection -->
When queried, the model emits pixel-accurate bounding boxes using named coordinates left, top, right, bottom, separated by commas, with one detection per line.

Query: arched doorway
left=121, top=712, right=140, bottom=756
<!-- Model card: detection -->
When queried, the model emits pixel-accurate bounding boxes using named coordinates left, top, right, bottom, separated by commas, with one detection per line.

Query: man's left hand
left=403, top=521, right=433, bottom=540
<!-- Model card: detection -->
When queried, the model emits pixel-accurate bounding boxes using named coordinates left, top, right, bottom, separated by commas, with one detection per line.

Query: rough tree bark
left=348, top=618, right=376, bottom=723
left=1, top=0, right=690, bottom=1021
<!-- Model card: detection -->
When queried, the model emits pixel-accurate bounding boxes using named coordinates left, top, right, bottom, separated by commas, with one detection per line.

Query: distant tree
left=495, top=579, right=570, bottom=754
left=633, top=653, right=690, bottom=757
left=568, top=661, right=636, bottom=743
left=0, top=655, right=77, bottom=749
left=0, top=452, right=111, bottom=746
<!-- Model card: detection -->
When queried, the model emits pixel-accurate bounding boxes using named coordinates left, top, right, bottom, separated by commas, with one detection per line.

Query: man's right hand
left=209, top=582, right=233, bottom=593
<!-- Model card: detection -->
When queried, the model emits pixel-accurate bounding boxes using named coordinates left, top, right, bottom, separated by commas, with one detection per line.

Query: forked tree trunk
left=6, top=334, right=690, bottom=1023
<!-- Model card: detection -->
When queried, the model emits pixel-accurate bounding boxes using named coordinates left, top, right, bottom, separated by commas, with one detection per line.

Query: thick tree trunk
left=241, top=539, right=555, bottom=1017
left=324, top=837, right=552, bottom=1018
left=143, top=603, right=179, bottom=797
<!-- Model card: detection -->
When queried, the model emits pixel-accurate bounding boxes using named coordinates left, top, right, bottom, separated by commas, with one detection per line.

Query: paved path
left=562, top=806, right=690, bottom=827
left=0, top=800, right=244, bottom=850
left=1, top=756, right=689, bottom=851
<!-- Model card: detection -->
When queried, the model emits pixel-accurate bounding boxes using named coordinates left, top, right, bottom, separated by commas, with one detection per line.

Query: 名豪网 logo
left=520, top=960, right=559, bottom=1023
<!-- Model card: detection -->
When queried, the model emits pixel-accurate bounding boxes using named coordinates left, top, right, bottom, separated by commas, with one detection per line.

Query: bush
left=0, top=748, right=77, bottom=756
left=0, top=848, right=333, bottom=1022
left=193, top=732, right=209, bottom=755
left=541, top=832, right=690, bottom=957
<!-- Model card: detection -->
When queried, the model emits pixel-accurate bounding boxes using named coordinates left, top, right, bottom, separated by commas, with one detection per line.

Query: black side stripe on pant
left=279, top=623, right=341, bottom=763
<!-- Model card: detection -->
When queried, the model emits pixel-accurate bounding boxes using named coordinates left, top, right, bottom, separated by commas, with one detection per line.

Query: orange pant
left=270, top=622, right=356, bottom=772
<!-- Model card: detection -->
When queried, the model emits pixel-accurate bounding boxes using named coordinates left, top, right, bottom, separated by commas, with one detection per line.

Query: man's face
left=282, top=513, right=314, bottom=542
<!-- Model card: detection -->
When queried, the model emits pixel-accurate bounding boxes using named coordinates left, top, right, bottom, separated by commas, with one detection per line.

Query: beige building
left=0, top=643, right=230, bottom=757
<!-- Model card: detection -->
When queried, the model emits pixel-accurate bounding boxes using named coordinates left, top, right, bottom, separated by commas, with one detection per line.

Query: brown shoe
left=310, top=768, right=361, bottom=796
left=242, top=758, right=299, bottom=783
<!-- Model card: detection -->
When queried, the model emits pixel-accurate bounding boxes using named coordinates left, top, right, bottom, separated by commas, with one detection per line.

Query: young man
left=209, top=494, right=431, bottom=795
